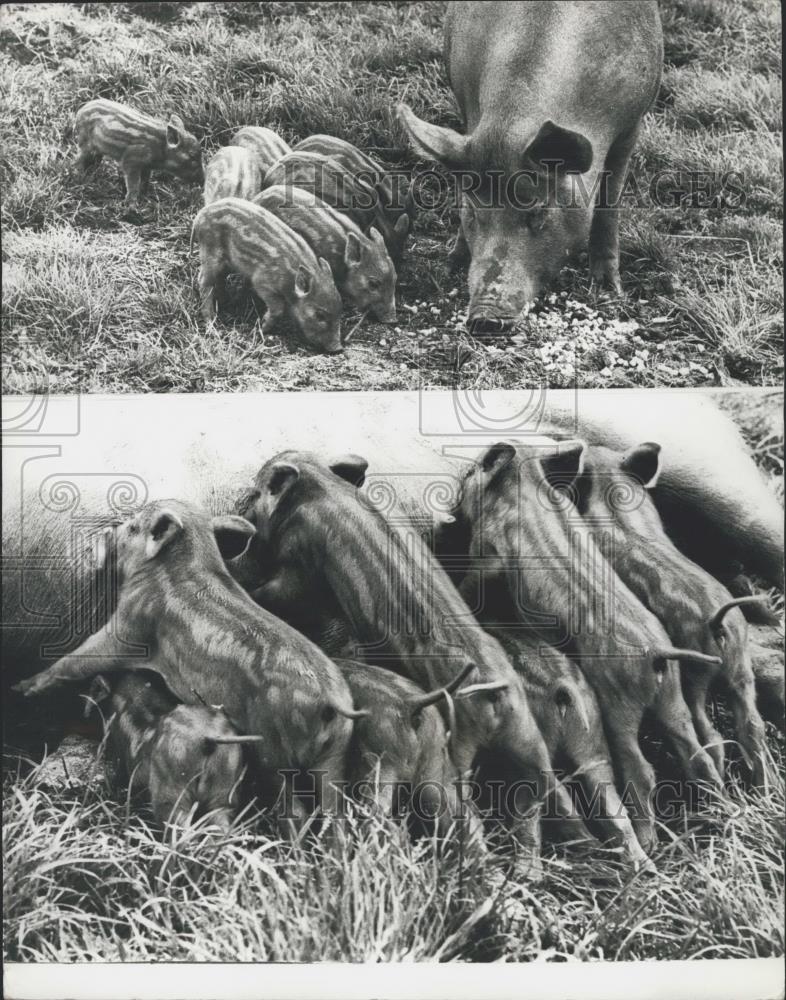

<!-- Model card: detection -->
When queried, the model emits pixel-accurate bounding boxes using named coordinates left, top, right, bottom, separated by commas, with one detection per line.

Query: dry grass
left=1, top=0, right=782, bottom=392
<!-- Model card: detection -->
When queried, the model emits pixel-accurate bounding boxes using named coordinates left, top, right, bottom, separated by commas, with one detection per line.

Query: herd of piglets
left=15, top=442, right=783, bottom=874
left=74, top=99, right=415, bottom=354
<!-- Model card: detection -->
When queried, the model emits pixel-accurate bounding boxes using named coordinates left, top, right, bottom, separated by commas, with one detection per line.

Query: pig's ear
left=539, top=440, right=586, bottom=491
left=526, top=120, right=593, bottom=174
left=553, top=682, right=590, bottom=731
left=83, top=675, right=112, bottom=717
left=232, top=486, right=261, bottom=522
left=478, top=442, right=516, bottom=478
left=344, top=231, right=363, bottom=267
left=88, top=525, right=114, bottom=572
left=145, top=509, right=184, bottom=560
left=212, top=515, right=256, bottom=559
left=293, top=265, right=313, bottom=298
left=329, top=454, right=368, bottom=487
left=166, top=114, right=185, bottom=148
left=620, top=442, right=662, bottom=489
left=266, top=462, right=300, bottom=505
left=397, top=102, right=469, bottom=169
left=394, top=213, right=410, bottom=238
left=368, top=226, right=385, bottom=247
left=318, top=257, right=333, bottom=280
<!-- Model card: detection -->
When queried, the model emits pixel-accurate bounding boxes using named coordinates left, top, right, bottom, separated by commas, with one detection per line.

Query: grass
left=1, top=0, right=782, bottom=392
left=3, top=392, right=784, bottom=964
left=3, top=741, right=784, bottom=962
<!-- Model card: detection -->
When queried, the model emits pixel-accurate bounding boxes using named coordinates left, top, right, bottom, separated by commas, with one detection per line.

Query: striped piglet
left=254, top=185, right=396, bottom=325
left=232, top=125, right=292, bottom=174
left=85, top=670, right=261, bottom=831
left=15, top=500, right=365, bottom=831
left=191, top=197, right=344, bottom=353
left=75, top=98, right=203, bottom=208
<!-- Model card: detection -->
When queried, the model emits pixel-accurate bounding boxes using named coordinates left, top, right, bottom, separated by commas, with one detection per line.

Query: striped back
left=203, top=146, right=263, bottom=205
left=454, top=442, right=681, bottom=665
left=263, top=151, right=382, bottom=227
left=194, top=197, right=325, bottom=274
left=233, top=125, right=292, bottom=174
left=581, top=444, right=747, bottom=653
left=244, top=452, right=520, bottom=693
left=106, top=499, right=356, bottom=771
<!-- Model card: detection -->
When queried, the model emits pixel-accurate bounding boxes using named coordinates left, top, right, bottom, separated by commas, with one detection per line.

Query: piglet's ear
left=394, top=214, right=410, bottom=238
left=478, top=441, right=516, bottom=477
left=212, top=515, right=256, bottom=560
left=293, top=265, right=313, bottom=298
left=166, top=114, right=185, bottom=148
left=344, top=232, right=363, bottom=267
left=83, top=675, right=112, bottom=718
left=145, top=509, right=184, bottom=561
left=87, top=525, right=115, bottom=572
left=267, top=462, right=300, bottom=505
left=329, top=454, right=368, bottom=487
left=232, top=487, right=261, bottom=521
left=539, top=440, right=586, bottom=490
left=620, top=442, right=662, bottom=489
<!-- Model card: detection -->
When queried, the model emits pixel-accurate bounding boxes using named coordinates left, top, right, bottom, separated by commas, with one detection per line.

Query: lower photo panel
left=2, top=388, right=783, bottom=965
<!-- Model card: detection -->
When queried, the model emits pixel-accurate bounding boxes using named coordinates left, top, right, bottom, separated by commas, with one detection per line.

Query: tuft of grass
left=1, top=0, right=781, bottom=391
left=4, top=739, right=783, bottom=962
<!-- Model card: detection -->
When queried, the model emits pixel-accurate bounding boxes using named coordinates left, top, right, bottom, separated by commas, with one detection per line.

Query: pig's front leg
left=138, top=167, right=152, bottom=201
left=447, top=224, right=470, bottom=271
left=258, top=289, right=286, bottom=334
left=198, top=254, right=225, bottom=321
left=588, top=127, right=639, bottom=296
left=120, top=147, right=153, bottom=209
left=14, top=622, right=151, bottom=698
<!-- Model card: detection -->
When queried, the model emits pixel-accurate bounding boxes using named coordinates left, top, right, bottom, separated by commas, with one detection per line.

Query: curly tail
left=408, top=661, right=476, bottom=713
left=709, top=596, right=771, bottom=635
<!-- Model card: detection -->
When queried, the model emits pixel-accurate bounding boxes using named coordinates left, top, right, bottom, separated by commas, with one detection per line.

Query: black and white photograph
left=3, top=389, right=784, bottom=987
left=1, top=0, right=782, bottom=393
left=1, top=2, right=783, bottom=999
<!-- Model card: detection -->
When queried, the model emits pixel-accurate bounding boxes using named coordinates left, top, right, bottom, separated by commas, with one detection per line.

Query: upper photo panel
left=2, top=0, right=782, bottom=394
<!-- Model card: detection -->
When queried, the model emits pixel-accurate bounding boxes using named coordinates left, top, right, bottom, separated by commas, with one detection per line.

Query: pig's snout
left=374, top=304, right=397, bottom=325
left=465, top=241, right=540, bottom=333
left=467, top=315, right=516, bottom=336
left=466, top=285, right=536, bottom=335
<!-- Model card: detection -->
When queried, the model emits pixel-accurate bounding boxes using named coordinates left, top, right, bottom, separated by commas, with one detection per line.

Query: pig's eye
left=315, top=309, right=330, bottom=323
left=367, top=278, right=381, bottom=291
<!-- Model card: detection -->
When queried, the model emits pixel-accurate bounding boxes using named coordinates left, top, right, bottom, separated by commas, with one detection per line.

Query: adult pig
left=397, top=1, right=663, bottom=330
